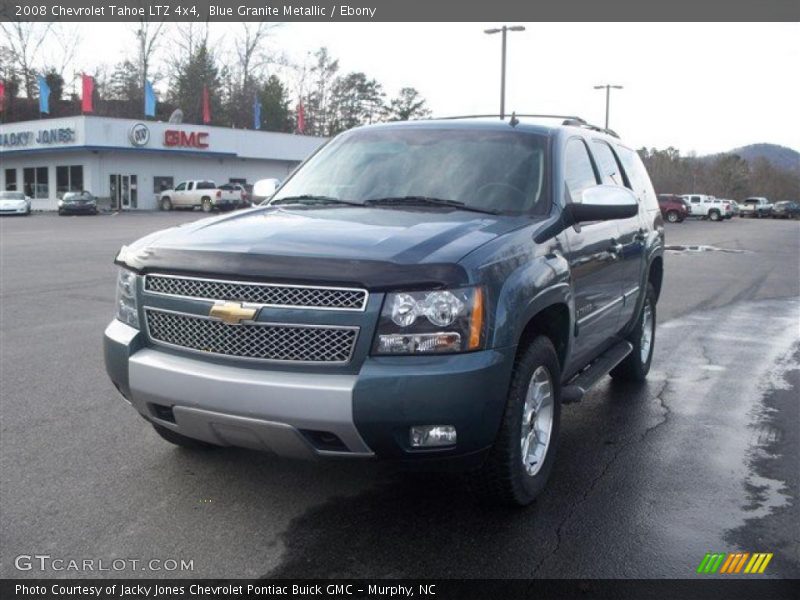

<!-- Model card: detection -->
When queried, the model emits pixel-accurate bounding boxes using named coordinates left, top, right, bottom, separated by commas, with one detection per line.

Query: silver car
left=0, top=191, right=32, bottom=216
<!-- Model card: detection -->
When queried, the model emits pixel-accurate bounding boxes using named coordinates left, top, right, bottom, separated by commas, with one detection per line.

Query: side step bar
left=561, top=340, right=633, bottom=404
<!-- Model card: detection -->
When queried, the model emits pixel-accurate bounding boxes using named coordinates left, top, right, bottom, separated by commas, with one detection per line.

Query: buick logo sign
left=129, top=123, right=150, bottom=147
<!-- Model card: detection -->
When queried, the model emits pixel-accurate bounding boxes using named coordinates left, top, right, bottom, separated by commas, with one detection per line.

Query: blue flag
left=37, top=76, right=50, bottom=114
left=144, top=80, right=156, bottom=117
left=253, top=95, right=262, bottom=130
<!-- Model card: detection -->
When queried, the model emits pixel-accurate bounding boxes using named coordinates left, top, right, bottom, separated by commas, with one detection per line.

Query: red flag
left=296, top=102, right=305, bottom=134
left=0, top=81, right=6, bottom=113
left=81, top=74, right=94, bottom=113
left=202, top=86, right=211, bottom=124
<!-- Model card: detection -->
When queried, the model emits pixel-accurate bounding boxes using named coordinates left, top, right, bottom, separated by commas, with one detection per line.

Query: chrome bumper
left=105, top=321, right=373, bottom=458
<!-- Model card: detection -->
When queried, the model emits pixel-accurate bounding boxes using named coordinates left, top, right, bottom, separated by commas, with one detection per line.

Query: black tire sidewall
left=495, top=337, right=562, bottom=504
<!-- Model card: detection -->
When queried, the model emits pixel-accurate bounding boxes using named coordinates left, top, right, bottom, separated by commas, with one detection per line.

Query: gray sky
left=62, top=21, right=800, bottom=155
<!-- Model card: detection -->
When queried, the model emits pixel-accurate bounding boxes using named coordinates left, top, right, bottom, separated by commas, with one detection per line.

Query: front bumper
left=104, top=319, right=515, bottom=464
left=0, top=205, right=29, bottom=214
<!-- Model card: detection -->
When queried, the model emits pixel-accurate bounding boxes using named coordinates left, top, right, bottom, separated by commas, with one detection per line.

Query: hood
left=118, top=206, right=532, bottom=290
left=0, top=198, right=27, bottom=207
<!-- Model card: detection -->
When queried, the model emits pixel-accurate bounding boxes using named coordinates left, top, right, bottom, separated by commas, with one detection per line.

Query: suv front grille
left=144, top=274, right=367, bottom=311
left=145, top=309, right=358, bottom=364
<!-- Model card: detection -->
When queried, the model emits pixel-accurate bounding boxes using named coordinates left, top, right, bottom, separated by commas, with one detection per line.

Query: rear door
left=562, top=137, right=626, bottom=366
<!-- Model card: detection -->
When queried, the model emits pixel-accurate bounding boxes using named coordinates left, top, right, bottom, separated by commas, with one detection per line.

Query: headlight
left=373, top=286, right=484, bottom=355
left=115, top=268, right=140, bottom=329
left=58, top=200, right=64, bottom=207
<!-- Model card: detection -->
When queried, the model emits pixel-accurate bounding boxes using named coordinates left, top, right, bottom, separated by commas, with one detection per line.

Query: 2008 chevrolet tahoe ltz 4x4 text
left=105, top=116, right=664, bottom=506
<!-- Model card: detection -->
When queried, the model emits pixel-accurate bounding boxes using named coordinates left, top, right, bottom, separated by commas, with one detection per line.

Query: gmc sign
left=164, top=130, right=209, bottom=149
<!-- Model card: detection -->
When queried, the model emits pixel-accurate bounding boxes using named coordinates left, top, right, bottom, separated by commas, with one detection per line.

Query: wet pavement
left=1, top=213, right=798, bottom=578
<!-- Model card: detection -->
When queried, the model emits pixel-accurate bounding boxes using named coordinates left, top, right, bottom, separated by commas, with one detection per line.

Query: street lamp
left=484, top=25, right=525, bottom=120
left=593, top=84, right=623, bottom=129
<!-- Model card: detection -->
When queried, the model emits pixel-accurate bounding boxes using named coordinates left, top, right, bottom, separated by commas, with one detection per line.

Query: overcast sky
left=60, top=22, right=800, bottom=155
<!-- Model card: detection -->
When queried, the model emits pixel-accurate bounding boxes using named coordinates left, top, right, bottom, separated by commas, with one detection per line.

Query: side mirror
left=252, top=178, right=280, bottom=200
left=565, top=185, right=639, bottom=224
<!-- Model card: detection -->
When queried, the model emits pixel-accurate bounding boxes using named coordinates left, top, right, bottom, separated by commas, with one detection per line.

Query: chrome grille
left=145, top=274, right=367, bottom=311
left=145, top=309, right=358, bottom=364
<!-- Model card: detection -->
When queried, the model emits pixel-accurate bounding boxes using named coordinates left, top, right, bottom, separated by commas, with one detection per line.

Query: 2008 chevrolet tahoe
left=104, top=116, right=664, bottom=506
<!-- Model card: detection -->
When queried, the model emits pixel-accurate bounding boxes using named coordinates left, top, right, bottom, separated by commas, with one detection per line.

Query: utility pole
left=484, top=25, right=525, bottom=120
left=593, top=84, right=623, bottom=129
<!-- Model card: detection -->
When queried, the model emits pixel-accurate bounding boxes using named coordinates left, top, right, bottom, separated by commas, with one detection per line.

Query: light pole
left=484, top=25, right=525, bottom=120
left=593, top=84, right=623, bottom=129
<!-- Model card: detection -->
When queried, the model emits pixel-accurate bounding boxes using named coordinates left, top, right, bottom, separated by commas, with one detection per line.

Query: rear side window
left=592, top=141, right=624, bottom=186
left=564, top=139, right=598, bottom=203
left=616, top=145, right=656, bottom=201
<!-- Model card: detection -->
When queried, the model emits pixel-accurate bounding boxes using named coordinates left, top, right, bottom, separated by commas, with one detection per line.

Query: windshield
left=269, top=126, right=549, bottom=214
left=0, top=191, right=25, bottom=200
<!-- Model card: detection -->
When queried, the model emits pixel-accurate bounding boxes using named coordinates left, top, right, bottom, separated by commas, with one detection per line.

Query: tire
left=470, top=336, right=561, bottom=507
left=151, top=422, right=218, bottom=450
left=666, top=210, right=680, bottom=223
left=160, top=197, right=172, bottom=211
left=611, top=283, right=656, bottom=382
left=201, top=198, right=213, bottom=212
left=708, top=210, right=721, bottom=222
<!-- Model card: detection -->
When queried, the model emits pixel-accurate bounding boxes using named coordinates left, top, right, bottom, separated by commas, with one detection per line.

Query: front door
left=110, top=175, right=138, bottom=210
left=562, top=138, right=626, bottom=368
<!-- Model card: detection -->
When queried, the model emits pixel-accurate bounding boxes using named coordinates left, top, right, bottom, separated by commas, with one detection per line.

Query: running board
left=561, top=341, right=633, bottom=404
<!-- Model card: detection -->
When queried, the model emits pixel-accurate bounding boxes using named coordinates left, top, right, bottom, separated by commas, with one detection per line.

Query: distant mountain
left=704, top=143, right=800, bottom=173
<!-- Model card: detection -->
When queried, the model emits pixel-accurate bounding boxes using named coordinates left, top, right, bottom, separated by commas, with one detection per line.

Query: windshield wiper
left=270, top=195, right=362, bottom=207
left=363, top=196, right=500, bottom=215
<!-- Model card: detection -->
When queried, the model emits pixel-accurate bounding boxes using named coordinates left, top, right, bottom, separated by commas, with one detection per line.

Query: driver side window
left=564, top=139, right=598, bottom=203
left=175, top=182, right=186, bottom=191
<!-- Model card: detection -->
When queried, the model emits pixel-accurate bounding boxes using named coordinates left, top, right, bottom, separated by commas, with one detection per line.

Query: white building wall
left=1, top=116, right=326, bottom=210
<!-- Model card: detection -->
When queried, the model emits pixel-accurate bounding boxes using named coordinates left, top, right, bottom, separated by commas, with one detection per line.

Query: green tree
left=387, top=87, right=431, bottom=121
left=168, top=42, right=223, bottom=125
left=43, top=69, right=64, bottom=103
left=328, top=72, right=385, bottom=135
left=259, top=75, right=292, bottom=132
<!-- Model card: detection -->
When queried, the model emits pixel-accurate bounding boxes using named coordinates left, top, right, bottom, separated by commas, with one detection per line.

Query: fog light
left=409, top=425, right=457, bottom=448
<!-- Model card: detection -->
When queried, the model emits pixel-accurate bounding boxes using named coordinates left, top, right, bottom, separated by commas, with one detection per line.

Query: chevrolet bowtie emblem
left=208, top=302, right=258, bottom=325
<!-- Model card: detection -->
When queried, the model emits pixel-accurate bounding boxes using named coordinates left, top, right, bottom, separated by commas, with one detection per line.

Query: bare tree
left=135, top=19, right=166, bottom=88
left=0, top=21, right=53, bottom=97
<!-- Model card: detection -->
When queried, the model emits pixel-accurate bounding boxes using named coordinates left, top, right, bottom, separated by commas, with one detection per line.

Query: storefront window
left=36, top=167, right=49, bottom=198
left=56, top=165, right=84, bottom=197
left=25, top=167, right=49, bottom=199
left=4, top=169, right=17, bottom=191
left=153, top=176, right=174, bottom=193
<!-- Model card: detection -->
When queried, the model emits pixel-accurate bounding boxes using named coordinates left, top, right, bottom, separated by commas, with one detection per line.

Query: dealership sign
left=129, top=123, right=150, bottom=147
left=0, top=127, right=76, bottom=148
left=164, top=130, right=209, bottom=149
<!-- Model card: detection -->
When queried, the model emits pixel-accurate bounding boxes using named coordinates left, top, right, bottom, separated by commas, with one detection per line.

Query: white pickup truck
left=681, top=194, right=733, bottom=221
left=739, top=197, right=773, bottom=218
left=159, top=180, right=239, bottom=212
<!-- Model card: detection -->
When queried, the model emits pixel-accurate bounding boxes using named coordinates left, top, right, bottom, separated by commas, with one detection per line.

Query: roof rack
left=431, top=113, right=619, bottom=138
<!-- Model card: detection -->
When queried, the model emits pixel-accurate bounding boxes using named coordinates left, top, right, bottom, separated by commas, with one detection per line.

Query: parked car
left=727, top=199, right=741, bottom=216
left=0, top=191, right=32, bottom=216
left=218, top=183, right=250, bottom=208
left=657, top=194, right=690, bottom=223
left=159, top=180, right=239, bottom=212
left=58, top=191, right=98, bottom=215
left=681, top=194, right=733, bottom=221
left=105, top=116, right=664, bottom=506
left=771, top=201, right=800, bottom=219
left=740, top=197, right=773, bottom=218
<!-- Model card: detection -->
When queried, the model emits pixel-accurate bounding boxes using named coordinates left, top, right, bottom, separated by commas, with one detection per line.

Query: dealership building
left=0, top=116, right=326, bottom=210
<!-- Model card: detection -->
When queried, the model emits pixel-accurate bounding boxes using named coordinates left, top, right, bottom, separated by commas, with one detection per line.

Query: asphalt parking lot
left=1, top=212, right=798, bottom=579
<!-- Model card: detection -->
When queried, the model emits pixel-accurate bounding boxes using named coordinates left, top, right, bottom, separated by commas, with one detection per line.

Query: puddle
left=665, top=245, right=749, bottom=254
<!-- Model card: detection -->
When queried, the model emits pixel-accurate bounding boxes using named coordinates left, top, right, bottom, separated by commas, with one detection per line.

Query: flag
left=0, top=81, right=6, bottom=113
left=81, top=74, right=94, bottom=113
left=144, top=80, right=156, bottom=117
left=253, top=94, right=262, bottom=130
left=38, top=76, right=50, bottom=114
left=296, top=102, right=305, bottom=134
left=202, top=86, right=211, bottom=124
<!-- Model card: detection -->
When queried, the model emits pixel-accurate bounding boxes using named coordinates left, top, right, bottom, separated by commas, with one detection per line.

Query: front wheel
left=160, top=197, right=172, bottom=211
left=666, top=210, right=680, bottom=223
left=709, top=210, right=721, bottom=221
left=611, top=283, right=656, bottom=382
left=471, top=336, right=561, bottom=506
